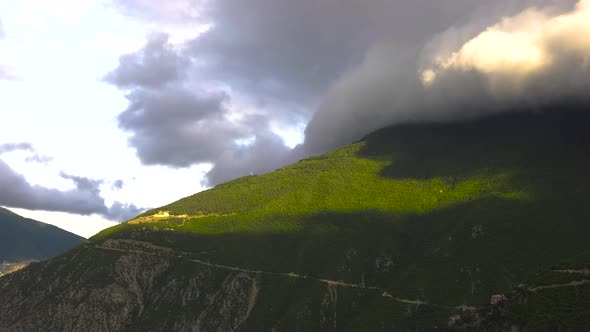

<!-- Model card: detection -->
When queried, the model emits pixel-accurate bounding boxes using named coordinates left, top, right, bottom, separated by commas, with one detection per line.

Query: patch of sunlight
left=498, top=191, right=530, bottom=200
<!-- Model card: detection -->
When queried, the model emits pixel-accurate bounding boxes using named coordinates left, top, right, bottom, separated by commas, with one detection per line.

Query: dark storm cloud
left=112, top=79, right=292, bottom=184
left=117, top=0, right=549, bottom=107
left=302, top=0, right=585, bottom=154
left=110, top=0, right=486, bottom=184
left=111, top=0, right=588, bottom=185
left=183, top=0, right=496, bottom=111
left=117, top=86, right=235, bottom=166
left=104, top=17, right=302, bottom=184
left=0, top=160, right=144, bottom=221
left=104, top=33, right=189, bottom=88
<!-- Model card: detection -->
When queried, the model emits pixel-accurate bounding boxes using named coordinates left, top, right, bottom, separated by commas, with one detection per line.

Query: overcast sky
left=1, top=0, right=589, bottom=237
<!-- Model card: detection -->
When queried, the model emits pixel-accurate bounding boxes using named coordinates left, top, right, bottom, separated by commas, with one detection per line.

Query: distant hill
left=0, top=106, right=589, bottom=331
left=0, top=207, right=84, bottom=263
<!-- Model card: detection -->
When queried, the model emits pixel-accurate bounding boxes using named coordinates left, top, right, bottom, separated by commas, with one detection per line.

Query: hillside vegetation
left=96, top=107, right=590, bottom=328
left=1, top=107, right=589, bottom=331
left=453, top=251, right=590, bottom=331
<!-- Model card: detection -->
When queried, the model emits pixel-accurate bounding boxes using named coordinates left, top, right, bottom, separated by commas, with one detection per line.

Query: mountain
left=451, top=251, right=590, bottom=331
left=0, top=207, right=84, bottom=273
left=0, top=106, right=589, bottom=331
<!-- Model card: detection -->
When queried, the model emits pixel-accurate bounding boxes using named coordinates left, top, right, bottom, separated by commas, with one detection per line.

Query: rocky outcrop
left=0, top=243, right=258, bottom=332
left=0, top=239, right=452, bottom=331
left=10, top=235, right=588, bottom=331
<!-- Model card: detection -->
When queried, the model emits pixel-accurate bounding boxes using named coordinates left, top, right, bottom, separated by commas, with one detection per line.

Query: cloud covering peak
left=109, top=0, right=589, bottom=185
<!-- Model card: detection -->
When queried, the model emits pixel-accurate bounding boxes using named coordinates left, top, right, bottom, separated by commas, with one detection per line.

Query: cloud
left=105, top=201, right=144, bottom=221
left=0, top=143, right=52, bottom=165
left=60, top=172, right=103, bottom=195
left=205, top=129, right=293, bottom=185
left=112, top=79, right=292, bottom=184
left=0, top=159, right=144, bottom=221
left=112, top=179, right=124, bottom=190
left=24, top=154, right=53, bottom=165
left=106, top=19, right=310, bottom=184
left=0, top=145, right=143, bottom=221
left=104, top=33, right=189, bottom=88
left=108, top=0, right=489, bottom=184
left=301, top=0, right=587, bottom=154
left=110, top=0, right=590, bottom=185
left=117, top=85, right=234, bottom=166
left=186, top=0, right=505, bottom=116
left=0, top=143, right=34, bottom=154
left=423, top=0, right=590, bottom=95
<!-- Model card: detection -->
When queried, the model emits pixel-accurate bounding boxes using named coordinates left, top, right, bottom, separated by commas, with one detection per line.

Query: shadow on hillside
left=356, top=107, right=590, bottom=180
left=106, top=194, right=590, bottom=305
left=10, top=196, right=590, bottom=332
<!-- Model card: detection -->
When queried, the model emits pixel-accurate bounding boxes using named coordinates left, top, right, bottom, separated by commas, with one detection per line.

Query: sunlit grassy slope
left=92, top=107, right=590, bottom=328
left=130, top=143, right=521, bottom=234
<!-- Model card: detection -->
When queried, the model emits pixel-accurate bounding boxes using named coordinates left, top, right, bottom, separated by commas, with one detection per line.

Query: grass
left=130, top=142, right=521, bottom=221
left=56, top=108, right=590, bottom=329
left=97, top=141, right=525, bottom=244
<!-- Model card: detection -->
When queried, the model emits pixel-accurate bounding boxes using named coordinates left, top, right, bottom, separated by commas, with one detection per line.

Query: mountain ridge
left=0, top=207, right=84, bottom=264
left=1, top=106, right=589, bottom=331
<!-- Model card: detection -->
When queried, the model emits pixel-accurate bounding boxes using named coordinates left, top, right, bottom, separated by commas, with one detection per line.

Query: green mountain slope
left=452, top=251, right=590, bottom=331
left=0, top=207, right=84, bottom=263
left=1, top=107, right=589, bottom=331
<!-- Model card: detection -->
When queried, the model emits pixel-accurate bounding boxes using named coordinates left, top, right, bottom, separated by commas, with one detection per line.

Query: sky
left=1, top=0, right=590, bottom=238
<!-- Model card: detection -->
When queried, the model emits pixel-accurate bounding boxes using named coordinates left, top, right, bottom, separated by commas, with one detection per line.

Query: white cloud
left=422, top=0, right=590, bottom=90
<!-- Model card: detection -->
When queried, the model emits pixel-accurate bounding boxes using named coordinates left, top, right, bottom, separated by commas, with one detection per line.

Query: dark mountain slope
left=451, top=251, right=590, bottom=331
left=1, top=106, right=589, bottom=331
left=0, top=207, right=84, bottom=263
